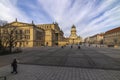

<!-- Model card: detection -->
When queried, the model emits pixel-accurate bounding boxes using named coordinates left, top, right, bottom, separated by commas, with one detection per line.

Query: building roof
left=98, top=33, right=104, bottom=36
left=89, top=34, right=98, bottom=38
left=105, top=27, right=120, bottom=34
left=1, top=21, right=41, bottom=30
left=89, top=33, right=104, bottom=38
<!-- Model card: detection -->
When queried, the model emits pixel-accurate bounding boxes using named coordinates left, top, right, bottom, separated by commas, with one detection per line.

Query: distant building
left=104, top=27, right=120, bottom=46
left=68, top=25, right=82, bottom=45
left=89, top=33, right=104, bottom=44
left=84, top=37, right=90, bottom=43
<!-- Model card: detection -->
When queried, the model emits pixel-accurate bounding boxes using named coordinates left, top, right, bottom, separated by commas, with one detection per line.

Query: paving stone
left=0, top=64, right=120, bottom=80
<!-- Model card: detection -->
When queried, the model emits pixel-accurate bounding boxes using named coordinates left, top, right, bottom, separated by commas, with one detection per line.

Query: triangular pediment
left=9, top=21, right=32, bottom=27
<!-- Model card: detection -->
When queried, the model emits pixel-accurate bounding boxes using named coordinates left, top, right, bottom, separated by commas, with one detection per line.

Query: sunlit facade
left=89, top=33, right=104, bottom=44
left=104, top=27, right=120, bottom=46
left=0, top=20, right=83, bottom=47
left=0, top=20, right=45, bottom=47
left=69, top=25, right=82, bottom=45
left=37, top=22, right=64, bottom=46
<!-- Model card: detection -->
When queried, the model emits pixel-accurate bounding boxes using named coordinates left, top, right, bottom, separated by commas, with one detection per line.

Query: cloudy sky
left=0, top=0, right=120, bottom=38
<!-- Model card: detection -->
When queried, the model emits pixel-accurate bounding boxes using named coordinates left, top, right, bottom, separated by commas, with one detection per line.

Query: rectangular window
left=25, top=30, right=30, bottom=34
left=25, top=35, right=30, bottom=39
left=20, top=35, right=23, bottom=39
left=20, top=30, right=22, bottom=34
left=26, top=42, right=28, bottom=45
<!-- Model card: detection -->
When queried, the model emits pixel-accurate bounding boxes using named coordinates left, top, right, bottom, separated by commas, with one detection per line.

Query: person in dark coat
left=11, top=58, right=18, bottom=74
left=78, top=45, right=81, bottom=49
left=61, top=46, right=64, bottom=48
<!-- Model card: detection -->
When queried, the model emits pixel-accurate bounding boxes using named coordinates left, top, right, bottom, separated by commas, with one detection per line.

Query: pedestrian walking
left=78, top=45, right=81, bottom=49
left=61, top=46, right=64, bottom=48
left=11, top=58, right=18, bottom=74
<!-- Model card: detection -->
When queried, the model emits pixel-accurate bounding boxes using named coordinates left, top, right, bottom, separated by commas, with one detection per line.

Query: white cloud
left=0, top=0, right=30, bottom=23
left=1, top=0, right=120, bottom=38
left=38, top=0, right=120, bottom=38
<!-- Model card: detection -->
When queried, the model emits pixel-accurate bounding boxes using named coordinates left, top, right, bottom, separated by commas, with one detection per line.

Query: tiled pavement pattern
left=0, top=64, right=120, bottom=80
left=19, top=46, right=120, bottom=70
left=0, top=46, right=120, bottom=70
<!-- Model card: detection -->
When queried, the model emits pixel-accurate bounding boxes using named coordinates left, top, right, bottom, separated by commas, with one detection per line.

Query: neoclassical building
left=0, top=19, right=65, bottom=47
left=0, top=19, right=45, bottom=47
left=69, top=25, right=82, bottom=45
left=0, top=19, right=83, bottom=47
left=37, top=22, right=64, bottom=46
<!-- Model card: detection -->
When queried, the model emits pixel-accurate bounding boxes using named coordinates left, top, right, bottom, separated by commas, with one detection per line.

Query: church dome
left=72, top=25, right=76, bottom=28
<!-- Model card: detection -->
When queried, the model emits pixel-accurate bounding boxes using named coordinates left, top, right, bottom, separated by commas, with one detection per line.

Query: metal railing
left=0, top=76, right=6, bottom=80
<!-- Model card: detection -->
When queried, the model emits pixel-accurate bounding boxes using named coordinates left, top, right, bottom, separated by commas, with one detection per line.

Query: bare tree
left=1, top=24, right=18, bottom=53
left=0, top=27, right=3, bottom=50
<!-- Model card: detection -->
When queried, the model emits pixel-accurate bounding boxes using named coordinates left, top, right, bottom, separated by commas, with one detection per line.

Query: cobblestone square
left=0, top=46, right=120, bottom=80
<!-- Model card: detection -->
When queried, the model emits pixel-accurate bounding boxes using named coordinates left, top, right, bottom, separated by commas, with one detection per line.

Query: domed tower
left=69, top=25, right=77, bottom=38
left=69, top=25, right=81, bottom=45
